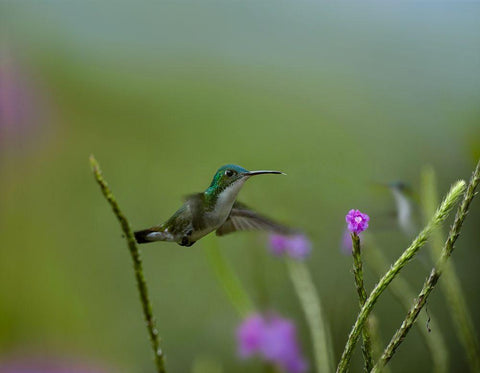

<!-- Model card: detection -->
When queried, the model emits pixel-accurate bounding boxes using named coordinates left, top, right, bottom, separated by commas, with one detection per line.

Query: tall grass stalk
left=421, top=166, right=480, bottom=372
left=204, top=236, right=254, bottom=318
left=336, top=180, right=466, bottom=373
left=89, top=155, right=166, bottom=373
left=287, top=259, right=334, bottom=373
left=373, top=161, right=480, bottom=371
left=364, top=237, right=448, bottom=373
left=351, top=234, right=374, bottom=372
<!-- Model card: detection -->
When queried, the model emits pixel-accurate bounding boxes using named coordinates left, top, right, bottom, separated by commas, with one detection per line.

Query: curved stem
left=287, top=259, right=334, bottom=373
left=421, top=166, right=480, bottom=372
left=336, top=180, right=466, bottom=373
left=90, top=155, right=166, bottom=373
left=373, top=160, right=480, bottom=372
left=351, top=234, right=374, bottom=372
left=204, top=236, right=254, bottom=317
left=365, top=237, right=448, bottom=373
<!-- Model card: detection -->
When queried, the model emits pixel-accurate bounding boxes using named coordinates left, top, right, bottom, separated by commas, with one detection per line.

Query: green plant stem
left=364, top=237, right=448, bottom=373
left=336, top=180, right=466, bottom=373
left=204, top=236, right=254, bottom=318
left=421, top=166, right=480, bottom=372
left=89, top=155, right=166, bottom=373
left=373, top=160, right=480, bottom=372
left=287, top=259, right=334, bottom=373
left=351, top=234, right=374, bottom=372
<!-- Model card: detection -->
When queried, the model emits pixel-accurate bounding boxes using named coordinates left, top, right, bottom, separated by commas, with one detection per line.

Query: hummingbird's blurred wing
left=216, top=201, right=294, bottom=236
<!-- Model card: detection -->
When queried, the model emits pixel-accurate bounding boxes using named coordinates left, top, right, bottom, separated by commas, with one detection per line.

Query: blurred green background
left=1, top=2, right=479, bottom=372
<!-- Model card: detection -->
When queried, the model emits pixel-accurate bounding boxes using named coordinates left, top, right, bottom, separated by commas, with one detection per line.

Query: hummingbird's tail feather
left=134, top=227, right=169, bottom=244
left=134, top=229, right=152, bottom=243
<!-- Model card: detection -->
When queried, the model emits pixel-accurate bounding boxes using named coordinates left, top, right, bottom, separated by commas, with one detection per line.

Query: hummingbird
left=134, top=164, right=294, bottom=247
left=386, top=181, right=418, bottom=237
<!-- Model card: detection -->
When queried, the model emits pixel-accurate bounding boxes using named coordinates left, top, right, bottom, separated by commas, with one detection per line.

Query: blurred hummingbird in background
left=134, top=164, right=294, bottom=247
left=386, top=181, right=418, bottom=237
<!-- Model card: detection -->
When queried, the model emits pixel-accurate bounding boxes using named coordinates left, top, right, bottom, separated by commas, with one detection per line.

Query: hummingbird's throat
left=212, top=180, right=246, bottom=216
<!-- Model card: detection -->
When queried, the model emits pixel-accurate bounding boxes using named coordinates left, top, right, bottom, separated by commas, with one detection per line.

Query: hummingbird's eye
left=225, top=170, right=234, bottom=177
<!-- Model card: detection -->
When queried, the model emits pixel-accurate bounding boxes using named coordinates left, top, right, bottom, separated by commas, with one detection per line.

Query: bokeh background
left=1, top=2, right=479, bottom=372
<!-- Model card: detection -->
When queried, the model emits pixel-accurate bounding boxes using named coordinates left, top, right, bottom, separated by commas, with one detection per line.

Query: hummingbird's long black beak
left=245, top=170, right=286, bottom=176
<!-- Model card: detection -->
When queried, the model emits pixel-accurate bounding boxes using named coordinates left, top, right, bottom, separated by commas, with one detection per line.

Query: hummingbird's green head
left=205, top=164, right=285, bottom=196
left=388, top=181, right=413, bottom=195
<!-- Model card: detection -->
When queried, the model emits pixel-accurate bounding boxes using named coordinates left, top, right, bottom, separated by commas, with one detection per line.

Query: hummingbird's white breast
left=208, top=179, right=246, bottom=227
left=392, top=189, right=415, bottom=236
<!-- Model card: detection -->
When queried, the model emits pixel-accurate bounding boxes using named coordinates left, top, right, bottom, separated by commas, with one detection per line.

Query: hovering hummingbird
left=386, top=181, right=418, bottom=237
left=134, top=164, right=294, bottom=247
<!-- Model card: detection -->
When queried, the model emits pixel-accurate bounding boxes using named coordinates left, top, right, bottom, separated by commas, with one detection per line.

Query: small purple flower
left=0, top=47, right=49, bottom=142
left=269, top=234, right=289, bottom=256
left=236, top=313, right=308, bottom=373
left=286, top=235, right=312, bottom=260
left=260, top=316, right=308, bottom=373
left=268, top=234, right=312, bottom=260
left=237, top=314, right=266, bottom=358
left=345, top=209, right=370, bottom=234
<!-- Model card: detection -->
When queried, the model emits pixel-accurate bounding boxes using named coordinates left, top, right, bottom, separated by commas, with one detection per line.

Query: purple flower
left=286, top=235, right=312, bottom=260
left=268, top=234, right=312, bottom=260
left=236, top=313, right=308, bottom=373
left=0, top=47, right=49, bottom=142
left=260, top=317, right=308, bottom=373
left=345, top=209, right=370, bottom=234
left=269, top=234, right=289, bottom=256
left=237, top=314, right=266, bottom=358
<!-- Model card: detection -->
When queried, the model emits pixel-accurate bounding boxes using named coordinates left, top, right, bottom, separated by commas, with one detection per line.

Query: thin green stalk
left=351, top=234, right=374, bottom=372
left=336, top=180, right=466, bottom=373
left=204, top=236, right=254, bottom=317
left=89, top=155, right=166, bottom=373
left=365, top=237, right=448, bottom=373
left=421, top=166, right=480, bottom=372
left=287, top=259, right=334, bottom=373
left=374, top=160, right=480, bottom=372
